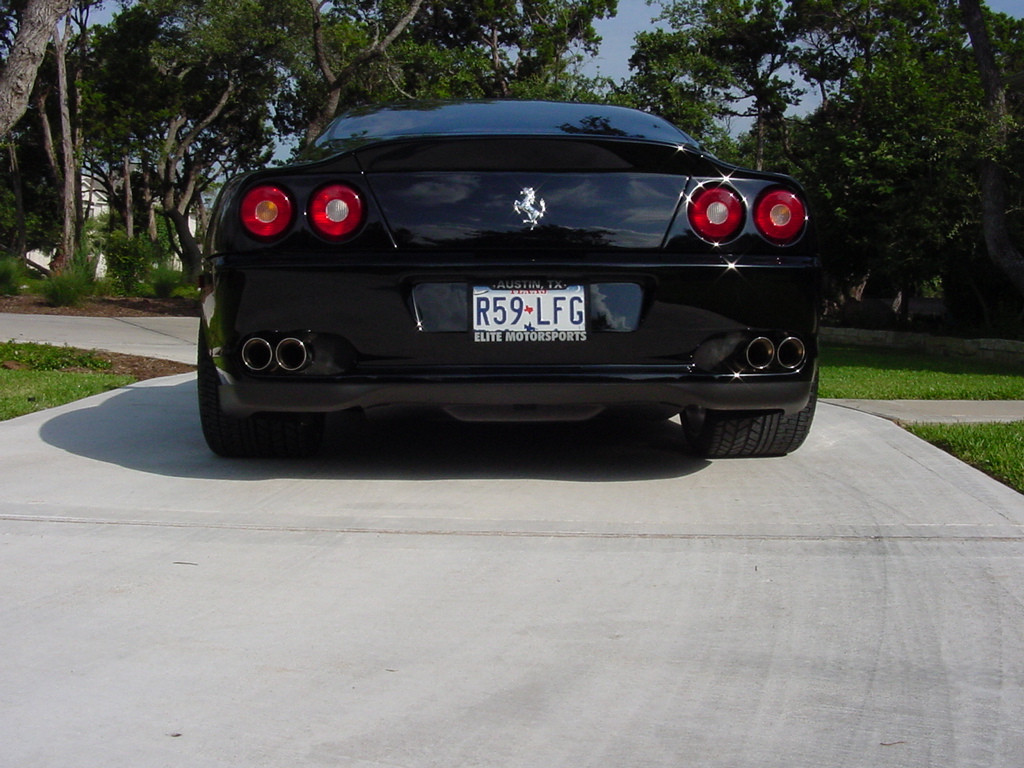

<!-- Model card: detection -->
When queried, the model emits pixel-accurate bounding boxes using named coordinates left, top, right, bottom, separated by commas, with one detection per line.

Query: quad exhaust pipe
left=743, top=335, right=807, bottom=372
left=776, top=336, right=806, bottom=370
left=243, top=331, right=805, bottom=375
left=241, top=335, right=312, bottom=373
left=745, top=337, right=775, bottom=370
left=275, top=337, right=310, bottom=372
left=241, top=337, right=274, bottom=372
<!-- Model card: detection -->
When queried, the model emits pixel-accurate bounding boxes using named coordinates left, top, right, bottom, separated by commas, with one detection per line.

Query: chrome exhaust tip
left=745, top=336, right=775, bottom=371
left=275, top=337, right=311, bottom=372
left=776, top=336, right=806, bottom=370
left=241, top=337, right=274, bottom=372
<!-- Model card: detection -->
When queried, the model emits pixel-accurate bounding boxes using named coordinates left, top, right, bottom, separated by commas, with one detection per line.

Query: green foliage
left=103, top=231, right=159, bottom=295
left=146, top=264, right=187, bottom=299
left=625, top=27, right=731, bottom=148
left=402, top=1, right=618, bottom=99
left=82, top=0, right=288, bottom=275
left=788, top=1, right=983, bottom=296
left=1, top=130, right=61, bottom=253
left=626, top=0, right=801, bottom=161
left=0, top=255, right=29, bottom=295
left=0, top=341, right=112, bottom=372
left=621, top=0, right=1023, bottom=331
left=819, top=345, right=1024, bottom=400
left=41, top=269, right=93, bottom=308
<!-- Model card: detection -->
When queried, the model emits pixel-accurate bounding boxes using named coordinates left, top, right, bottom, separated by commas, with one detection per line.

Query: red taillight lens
left=687, top=186, right=745, bottom=242
left=754, top=187, right=806, bottom=245
left=309, top=183, right=364, bottom=240
left=240, top=185, right=293, bottom=239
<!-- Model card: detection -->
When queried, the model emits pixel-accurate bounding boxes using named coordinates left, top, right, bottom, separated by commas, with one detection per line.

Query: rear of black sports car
left=198, top=100, right=820, bottom=458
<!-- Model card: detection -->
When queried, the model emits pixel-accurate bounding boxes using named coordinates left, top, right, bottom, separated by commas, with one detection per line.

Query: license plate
left=472, top=284, right=587, bottom=342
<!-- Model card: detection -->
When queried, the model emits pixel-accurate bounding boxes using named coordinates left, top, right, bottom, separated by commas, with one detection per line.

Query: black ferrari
left=198, top=100, right=819, bottom=458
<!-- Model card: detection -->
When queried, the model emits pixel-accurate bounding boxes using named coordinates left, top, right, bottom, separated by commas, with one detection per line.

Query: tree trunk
left=35, top=89, right=60, bottom=185
left=7, top=143, right=28, bottom=260
left=164, top=209, right=202, bottom=279
left=123, top=154, right=134, bottom=240
left=50, top=17, right=77, bottom=273
left=959, top=0, right=1024, bottom=299
left=754, top=110, right=766, bottom=171
left=71, top=16, right=87, bottom=260
left=0, top=0, right=75, bottom=140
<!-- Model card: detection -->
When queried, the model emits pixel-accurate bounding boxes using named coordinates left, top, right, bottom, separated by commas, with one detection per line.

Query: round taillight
left=687, top=186, right=745, bottom=243
left=309, top=183, right=364, bottom=240
left=754, top=187, right=806, bottom=245
left=240, top=185, right=293, bottom=239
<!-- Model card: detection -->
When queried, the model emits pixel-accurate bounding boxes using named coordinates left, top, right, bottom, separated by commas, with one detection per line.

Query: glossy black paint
left=312, top=100, right=702, bottom=154
left=202, top=100, right=819, bottom=424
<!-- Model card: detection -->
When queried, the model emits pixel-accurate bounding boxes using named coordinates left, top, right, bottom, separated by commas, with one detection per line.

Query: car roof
left=314, top=100, right=700, bottom=153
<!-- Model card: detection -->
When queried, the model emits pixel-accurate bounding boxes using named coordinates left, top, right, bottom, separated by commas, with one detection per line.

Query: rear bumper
left=217, top=373, right=815, bottom=419
left=203, top=252, right=820, bottom=420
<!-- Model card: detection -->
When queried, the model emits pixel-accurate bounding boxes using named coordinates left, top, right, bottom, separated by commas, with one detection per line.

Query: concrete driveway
left=1, top=363, right=1023, bottom=767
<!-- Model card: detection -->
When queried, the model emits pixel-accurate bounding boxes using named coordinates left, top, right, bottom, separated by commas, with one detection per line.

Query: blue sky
left=587, top=0, right=1024, bottom=82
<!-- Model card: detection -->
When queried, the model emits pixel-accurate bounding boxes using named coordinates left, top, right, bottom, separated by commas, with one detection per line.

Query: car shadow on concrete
left=38, top=376, right=710, bottom=482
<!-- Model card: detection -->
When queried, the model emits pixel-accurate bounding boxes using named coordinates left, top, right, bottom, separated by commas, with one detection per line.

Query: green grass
left=0, top=341, right=134, bottom=420
left=820, top=345, right=1024, bottom=494
left=907, top=422, right=1024, bottom=493
left=0, top=340, right=116, bottom=371
left=819, top=345, right=1024, bottom=400
left=0, top=369, right=135, bottom=420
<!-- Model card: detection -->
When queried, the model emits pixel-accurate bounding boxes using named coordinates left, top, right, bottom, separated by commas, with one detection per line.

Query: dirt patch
left=92, top=350, right=196, bottom=381
left=0, top=294, right=199, bottom=318
left=1, top=293, right=198, bottom=381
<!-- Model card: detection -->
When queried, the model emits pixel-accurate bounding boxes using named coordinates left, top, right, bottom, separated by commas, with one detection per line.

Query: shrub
left=0, top=256, right=29, bottom=295
left=91, top=275, right=117, bottom=297
left=104, top=231, right=157, bottom=295
left=148, top=264, right=185, bottom=298
left=172, top=282, right=200, bottom=301
left=41, top=269, right=92, bottom=307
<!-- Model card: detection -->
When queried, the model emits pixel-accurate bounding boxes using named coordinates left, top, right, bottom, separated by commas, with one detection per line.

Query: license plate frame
left=472, top=283, right=587, bottom=342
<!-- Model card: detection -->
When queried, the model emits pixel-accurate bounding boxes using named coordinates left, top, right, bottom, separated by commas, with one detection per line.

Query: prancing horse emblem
left=513, top=187, right=546, bottom=230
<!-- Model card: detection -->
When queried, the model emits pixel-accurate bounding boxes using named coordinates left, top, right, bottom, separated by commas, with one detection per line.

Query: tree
left=275, top=1, right=619, bottom=148
left=1, top=111, right=61, bottom=258
left=626, top=0, right=800, bottom=165
left=82, top=0, right=297, bottom=277
left=405, top=0, right=617, bottom=100
left=768, top=1, right=992, bottom=324
left=299, top=0, right=427, bottom=145
left=9, top=2, right=100, bottom=272
left=625, top=27, right=729, bottom=146
left=82, top=5, right=170, bottom=243
left=959, top=0, right=1024, bottom=300
left=0, top=0, right=74, bottom=140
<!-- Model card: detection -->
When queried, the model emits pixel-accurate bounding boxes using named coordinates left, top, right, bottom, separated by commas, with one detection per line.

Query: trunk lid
left=355, top=138, right=696, bottom=251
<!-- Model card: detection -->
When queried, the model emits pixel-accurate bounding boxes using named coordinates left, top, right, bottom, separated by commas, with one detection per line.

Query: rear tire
left=684, top=379, right=817, bottom=458
left=197, top=331, right=324, bottom=458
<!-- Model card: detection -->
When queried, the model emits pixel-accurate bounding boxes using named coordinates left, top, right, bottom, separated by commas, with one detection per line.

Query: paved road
left=1, top=312, right=198, bottom=364
left=1, top=361, right=1023, bottom=766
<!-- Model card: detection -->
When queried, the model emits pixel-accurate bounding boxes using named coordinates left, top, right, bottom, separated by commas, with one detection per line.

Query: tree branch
left=0, top=0, right=75, bottom=139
